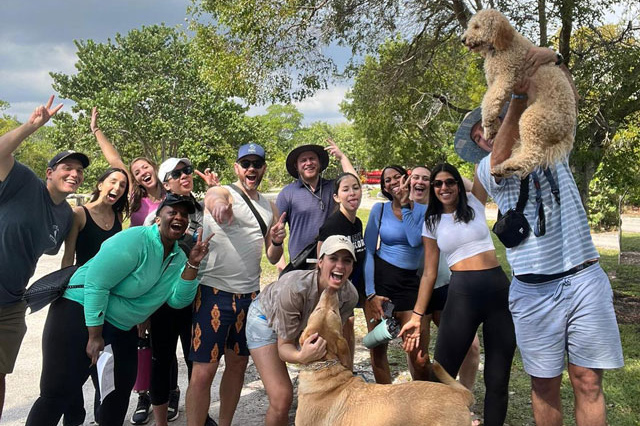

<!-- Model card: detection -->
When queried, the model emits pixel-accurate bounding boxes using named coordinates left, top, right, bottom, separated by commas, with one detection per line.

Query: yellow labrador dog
left=295, top=289, right=474, bottom=426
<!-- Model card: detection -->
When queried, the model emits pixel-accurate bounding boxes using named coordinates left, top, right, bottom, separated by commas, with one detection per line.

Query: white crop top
left=422, top=193, right=495, bottom=267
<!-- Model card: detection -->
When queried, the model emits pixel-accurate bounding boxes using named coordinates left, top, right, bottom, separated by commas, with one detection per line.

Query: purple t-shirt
left=130, top=196, right=161, bottom=227
left=276, top=178, right=335, bottom=259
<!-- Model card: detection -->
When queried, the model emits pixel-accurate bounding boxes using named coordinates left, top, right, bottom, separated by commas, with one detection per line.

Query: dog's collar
left=301, top=358, right=342, bottom=371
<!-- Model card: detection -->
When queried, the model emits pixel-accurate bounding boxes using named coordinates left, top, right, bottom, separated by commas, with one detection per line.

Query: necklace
left=301, top=178, right=325, bottom=211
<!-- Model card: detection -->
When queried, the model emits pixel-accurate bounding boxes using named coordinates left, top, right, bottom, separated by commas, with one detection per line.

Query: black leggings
left=26, top=297, right=138, bottom=426
left=434, top=266, right=516, bottom=426
left=149, top=302, right=193, bottom=405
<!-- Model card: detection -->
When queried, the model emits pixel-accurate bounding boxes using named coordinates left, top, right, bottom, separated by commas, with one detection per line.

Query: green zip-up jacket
left=64, top=224, right=198, bottom=330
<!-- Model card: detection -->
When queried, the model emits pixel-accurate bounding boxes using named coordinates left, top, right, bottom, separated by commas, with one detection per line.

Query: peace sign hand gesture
left=187, top=228, right=214, bottom=266
left=28, top=95, right=63, bottom=129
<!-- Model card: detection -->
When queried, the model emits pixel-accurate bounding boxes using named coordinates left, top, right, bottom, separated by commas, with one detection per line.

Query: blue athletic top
left=363, top=202, right=424, bottom=296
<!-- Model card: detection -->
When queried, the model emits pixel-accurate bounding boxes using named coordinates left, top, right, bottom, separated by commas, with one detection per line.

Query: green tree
left=50, top=24, right=256, bottom=190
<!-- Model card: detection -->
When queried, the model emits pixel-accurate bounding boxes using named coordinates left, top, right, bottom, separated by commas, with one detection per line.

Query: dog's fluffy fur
left=295, top=289, right=474, bottom=426
left=462, top=9, right=576, bottom=177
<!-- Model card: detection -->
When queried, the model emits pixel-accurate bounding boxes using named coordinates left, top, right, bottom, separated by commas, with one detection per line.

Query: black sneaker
left=130, top=392, right=151, bottom=425
left=204, top=415, right=218, bottom=426
left=167, top=388, right=180, bottom=422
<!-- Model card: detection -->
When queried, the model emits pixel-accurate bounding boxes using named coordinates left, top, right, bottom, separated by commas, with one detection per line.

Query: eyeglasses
left=168, top=165, right=193, bottom=180
left=238, top=159, right=265, bottom=169
left=432, top=178, right=457, bottom=188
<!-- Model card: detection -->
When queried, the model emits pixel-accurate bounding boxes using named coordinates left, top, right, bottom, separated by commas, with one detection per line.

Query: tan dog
left=462, top=9, right=576, bottom=177
left=295, top=289, right=474, bottom=426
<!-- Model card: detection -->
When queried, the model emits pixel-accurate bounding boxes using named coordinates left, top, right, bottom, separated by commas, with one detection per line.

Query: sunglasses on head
left=168, top=165, right=193, bottom=180
left=433, top=178, right=457, bottom=188
left=238, top=159, right=265, bottom=169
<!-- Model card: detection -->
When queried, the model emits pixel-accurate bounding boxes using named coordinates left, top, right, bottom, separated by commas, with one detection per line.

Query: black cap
left=285, top=144, right=329, bottom=178
left=156, top=193, right=196, bottom=215
left=48, top=150, right=90, bottom=169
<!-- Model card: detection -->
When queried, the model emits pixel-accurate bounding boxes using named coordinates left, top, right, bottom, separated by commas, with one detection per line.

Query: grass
left=260, top=208, right=640, bottom=425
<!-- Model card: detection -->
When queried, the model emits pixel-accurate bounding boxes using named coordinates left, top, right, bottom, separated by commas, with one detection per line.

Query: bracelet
left=92, top=128, right=100, bottom=134
left=412, top=310, right=425, bottom=317
left=272, top=240, right=283, bottom=247
left=185, top=261, right=200, bottom=270
left=366, top=293, right=376, bottom=301
left=511, top=93, right=527, bottom=100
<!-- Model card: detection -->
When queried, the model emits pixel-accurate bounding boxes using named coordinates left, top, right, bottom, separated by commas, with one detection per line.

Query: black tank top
left=75, top=206, right=122, bottom=265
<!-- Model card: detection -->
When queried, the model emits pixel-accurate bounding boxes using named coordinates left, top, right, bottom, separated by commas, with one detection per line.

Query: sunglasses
left=433, top=178, right=457, bottom=188
left=238, top=159, right=265, bottom=169
left=168, top=165, right=193, bottom=180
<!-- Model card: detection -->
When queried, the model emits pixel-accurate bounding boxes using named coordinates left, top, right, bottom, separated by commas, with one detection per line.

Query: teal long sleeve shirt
left=64, top=224, right=198, bottom=330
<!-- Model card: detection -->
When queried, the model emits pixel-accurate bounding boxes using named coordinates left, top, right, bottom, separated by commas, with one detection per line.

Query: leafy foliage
left=49, top=24, right=256, bottom=191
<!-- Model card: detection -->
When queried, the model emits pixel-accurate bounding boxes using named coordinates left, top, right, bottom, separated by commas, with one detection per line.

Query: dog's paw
left=491, top=164, right=519, bottom=178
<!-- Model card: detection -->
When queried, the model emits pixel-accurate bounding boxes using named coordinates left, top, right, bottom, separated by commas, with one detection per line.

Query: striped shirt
left=477, top=155, right=599, bottom=276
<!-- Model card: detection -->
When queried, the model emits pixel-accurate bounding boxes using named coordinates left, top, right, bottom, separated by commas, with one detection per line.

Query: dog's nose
left=461, top=37, right=466, bottom=44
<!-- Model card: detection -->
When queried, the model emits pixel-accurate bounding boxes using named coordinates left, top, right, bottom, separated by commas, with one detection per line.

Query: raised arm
left=90, top=107, right=129, bottom=178
left=325, top=138, right=356, bottom=176
left=489, top=80, right=530, bottom=169
left=0, top=96, right=62, bottom=181
left=204, top=185, right=233, bottom=224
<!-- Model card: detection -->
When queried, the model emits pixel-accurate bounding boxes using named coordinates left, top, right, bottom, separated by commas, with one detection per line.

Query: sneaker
left=130, top=392, right=152, bottom=425
left=167, top=388, right=180, bottom=422
left=204, top=415, right=218, bottom=426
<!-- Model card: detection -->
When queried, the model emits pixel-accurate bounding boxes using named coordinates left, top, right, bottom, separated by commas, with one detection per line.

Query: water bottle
left=363, top=317, right=401, bottom=349
left=133, top=333, right=152, bottom=392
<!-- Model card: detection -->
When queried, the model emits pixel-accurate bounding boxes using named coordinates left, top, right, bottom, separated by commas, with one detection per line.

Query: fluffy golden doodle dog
left=295, top=289, right=474, bottom=426
left=462, top=9, right=576, bottom=177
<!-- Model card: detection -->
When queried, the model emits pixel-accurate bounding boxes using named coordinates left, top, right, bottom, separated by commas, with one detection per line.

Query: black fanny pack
left=492, top=176, right=530, bottom=248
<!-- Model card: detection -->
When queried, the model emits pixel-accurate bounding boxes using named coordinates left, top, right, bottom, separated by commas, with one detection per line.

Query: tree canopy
left=49, top=24, right=257, bottom=190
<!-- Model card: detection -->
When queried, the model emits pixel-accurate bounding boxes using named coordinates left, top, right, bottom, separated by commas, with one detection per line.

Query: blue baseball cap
left=237, top=143, right=265, bottom=160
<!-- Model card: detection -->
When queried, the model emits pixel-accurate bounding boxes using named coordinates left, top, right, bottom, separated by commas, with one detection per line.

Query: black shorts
left=425, top=284, right=449, bottom=315
left=374, top=255, right=419, bottom=312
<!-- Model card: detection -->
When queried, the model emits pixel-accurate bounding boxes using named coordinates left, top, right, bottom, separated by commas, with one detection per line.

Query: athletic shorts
left=189, top=286, right=257, bottom=363
left=245, top=299, right=278, bottom=350
left=425, top=284, right=449, bottom=315
left=0, top=300, right=28, bottom=374
left=508, top=263, right=624, bottom=378
left=374, top=255, right=419, bottom=312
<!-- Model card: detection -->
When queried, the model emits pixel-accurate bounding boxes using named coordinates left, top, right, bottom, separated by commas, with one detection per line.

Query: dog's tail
left=432, top=361, right=475, bottom=407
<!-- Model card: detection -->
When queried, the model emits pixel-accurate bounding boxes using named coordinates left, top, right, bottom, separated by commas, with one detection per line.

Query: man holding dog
left=185, top=143, right=286, bottom=426
left=461, top=49, right=623, bottom=426
left=0, top=96, right=89, bottom=420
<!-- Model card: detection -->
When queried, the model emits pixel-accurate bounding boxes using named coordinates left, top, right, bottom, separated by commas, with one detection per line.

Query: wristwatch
left=555, top=52, right=564, bottom=66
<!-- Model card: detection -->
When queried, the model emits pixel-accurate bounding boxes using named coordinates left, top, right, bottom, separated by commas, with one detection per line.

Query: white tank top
left=198, top=185, right=273, bottom=293
left=422, top=194, right=495, bottom=268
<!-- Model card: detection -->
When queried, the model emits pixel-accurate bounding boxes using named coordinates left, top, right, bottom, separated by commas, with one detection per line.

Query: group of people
left=0, top=45, right=624, bottom=426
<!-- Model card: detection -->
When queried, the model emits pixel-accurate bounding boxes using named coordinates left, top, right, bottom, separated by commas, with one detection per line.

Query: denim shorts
left=245, top=299, right=278, bottom=350
left=509, top=263, right=624, bottom=378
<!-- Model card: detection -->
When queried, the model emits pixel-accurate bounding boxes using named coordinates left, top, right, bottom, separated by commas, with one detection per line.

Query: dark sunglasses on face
left=238, top=159, right=265, bottom=169
left=433, top=178, right=457, bottom=188
left=168, top=165, right=193, bottom=180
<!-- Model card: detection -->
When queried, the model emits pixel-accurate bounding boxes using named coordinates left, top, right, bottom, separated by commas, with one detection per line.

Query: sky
left=0, top=0, right=350, bottom=125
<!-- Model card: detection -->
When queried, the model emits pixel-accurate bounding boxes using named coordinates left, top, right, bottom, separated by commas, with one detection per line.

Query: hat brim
left=285, top=145, right=330, bottom=179
left=454, top=103, right=510, bottom=164
left=51, top=152, right=90, bottom=169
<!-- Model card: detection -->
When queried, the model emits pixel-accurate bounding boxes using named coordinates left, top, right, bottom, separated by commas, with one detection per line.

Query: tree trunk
left=538, top=0, right=548, bottom=46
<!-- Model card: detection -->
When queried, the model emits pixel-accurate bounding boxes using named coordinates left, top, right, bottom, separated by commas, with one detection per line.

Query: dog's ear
left=335, top=336, right=351, bottom=368
left=492, top=14, right=514, bottom=51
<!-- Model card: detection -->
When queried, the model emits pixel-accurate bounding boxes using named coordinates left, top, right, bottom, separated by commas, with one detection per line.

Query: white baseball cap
left=158, top=157, right=192, bottom=182
left=318, top=235, right=355, bottom=260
